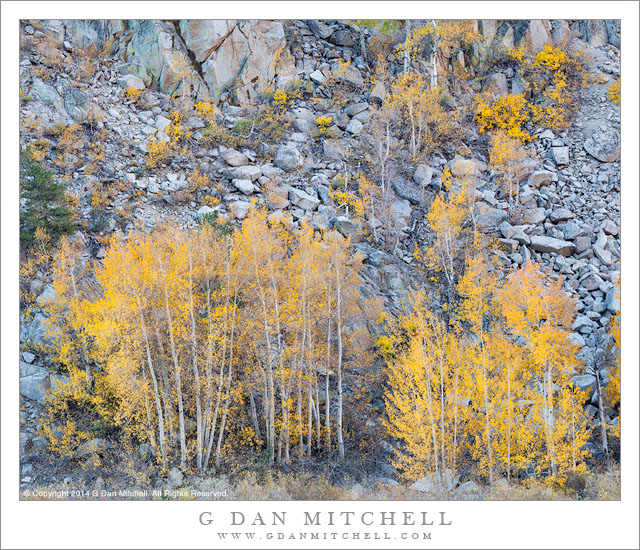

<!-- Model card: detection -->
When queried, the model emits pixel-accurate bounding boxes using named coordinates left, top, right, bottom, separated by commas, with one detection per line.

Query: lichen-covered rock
left=584, top=130, right=621, bottom=163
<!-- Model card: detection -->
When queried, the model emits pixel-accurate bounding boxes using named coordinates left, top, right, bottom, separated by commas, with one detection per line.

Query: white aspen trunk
left=336, top=264, right=345, bottom=462
left=187, top=247, right=204, bottom=473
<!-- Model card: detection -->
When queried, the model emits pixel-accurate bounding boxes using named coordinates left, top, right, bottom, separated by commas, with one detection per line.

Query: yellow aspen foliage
left=389, top=72, right=457, bottom=159
left=488, top=131, right=530, bottom=208
left=475, top=93, right=531, bottom=143
left=45, top=208, right=369, bottom=472
left=420, top=171, right=474, bottom=288
left=528, top=44, right=588, bottom=131
left=607, top=79, right=621, bottom=104
left=497, top=262, right=590, bottom=481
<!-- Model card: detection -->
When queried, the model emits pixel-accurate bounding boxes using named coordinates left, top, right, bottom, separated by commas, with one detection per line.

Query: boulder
left=605, top=284, right=620, bottom=313
left=223, top=149, right=249, bottom=167
left=322, top=139, right=348, bottom=160
left=391, top=199, right=412, bottom=229
left=572, top=374, right=597, bottom=393
left=483, top=72, right=509, bottom=96
left=528, top=170, right=554, bottom=188
left=548, top=208, right=573, bottom=223
left=345, top=118, right=363, bottom=135
left=551, top=146, right=570, bottom=166
left=30, top=78, right=62, bottom=108
left=329, top=29, right=354, bottom=47
left=307, top=20, right=333, bottom=40
left=584, top=130, right=620, bottom=163
left=20, top=373, right=50, bottom=402
left=63, top=88, right=89, bottom=121
left=117, top=74, right=145, bottom=90
left=530, top=235, right=575, bottom=256
left=524, top=20, right=552, bottom=53
left=125, top=20, right=209, bottom=101
left=522, top=207, right=546, bottom=225
left=332, top=62, right=364, bottom=87
left=274, top=144, right=302, bottom=172
left=225, top=165, right=261, bottom=181
left=288, top=188, right=320, bottom=211
left=413, top=164, right=433, bottom=186
left=232, top=179, right=255, bottom=195
left=231, top=201, right=251, bottom=220
left=50, top=374, right=72, bottom=391
left=392, top=179, right=423, bottom=205
left=410, top=469, right=460, bottom=494
left=197, top=20, right=295, bottom=104
left=474, top=204, right=508, bottom=230
left=456, top=480, right=481, bottom=496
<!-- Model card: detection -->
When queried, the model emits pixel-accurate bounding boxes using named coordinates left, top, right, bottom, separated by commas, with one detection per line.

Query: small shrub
left=607, top=79, right=620, bottom=104
left=475, top=93, right=531, bottom=143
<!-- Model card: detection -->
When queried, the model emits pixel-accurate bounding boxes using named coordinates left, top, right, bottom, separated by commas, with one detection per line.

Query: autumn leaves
left=385, top=235, right=592, bottom=485
left=46, top=211, right=363, bottom=472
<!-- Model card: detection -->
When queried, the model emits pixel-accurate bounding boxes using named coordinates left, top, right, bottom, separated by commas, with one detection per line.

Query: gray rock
left=274, top=145, right=302, bottom=172
left=226, top=165, right=262, bottom=181
left=410, top=469, right=460, bottom=494
left=573, top=374, right=597, bottom=393
left=549, top=208, right=573, bottom=223
left=528, top=170, right=554, bottom=188
left=413, top=164, right=433, bottom=186
left=332, top=62, right=364, bottom=87
left=20, top=362, right=48, bottom=378
left=22, top=351, right=35, bottom=364
left=117, top=74, right=145, bottom=90
left=20, top=373, right=50, bottom=402
left=568, top=332, right=585, bottom=348
left=231, top=201, right=251, bottom=220
left=499, top=221, right=516, bottom=239
left=474, top=205, right=508, bottom=230
left=574, top=236, right=592, bottom=254
left=345, top=118, right=363, bottom=134
left=392, top=179, right=422, bottom=205
left=456, top=480, right=481, bottom=496
left=197, top=205, right=216, bottom=217
left=602, top=220, right=619, bottom=236
left=345, top=102, right=368, bottom=116
left=329, top=29, right=354, bottom=47
left=63, top=88, right=89, bottom=121
left=391, top=199, right=412, bottom=228
left=116, top=61, right=151, bottom=87
left=551, top=146, right=570, bottom=166
left=232, top=179, right=255, bottom=195
left=223, top=149, right=249, bottom=167
left=449, top=156, right=483, bottom=177
left=288, top=188, right=320, bottom=211
left=322, top=139, right=348, bottom=160
left=309, top=70, right=327, bottom=85
left=483, top=72, right=509, bottom=96
left=522, top=207, right=546, bottom=225
left=573, top=315, right=593, bottom=331
left=530, top=235, right=575, bottom=256
left=584, top=130, right=620, bottom=162
left=30, top=78, right=62, bottom=107
left=593, top=245, right=613, bottom=266
left=563, top=220, right=583, bottom=240
left=307, top=20, right=333, bottom=39
left=605, top=284, right=620, bottom=313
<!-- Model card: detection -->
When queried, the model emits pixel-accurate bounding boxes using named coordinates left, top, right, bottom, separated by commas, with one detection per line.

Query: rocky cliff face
left=19, top=19, right=621, bottom=487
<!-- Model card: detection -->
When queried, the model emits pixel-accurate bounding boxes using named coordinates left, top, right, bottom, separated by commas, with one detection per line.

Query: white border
left=2, top=2, right=639, bottom=549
